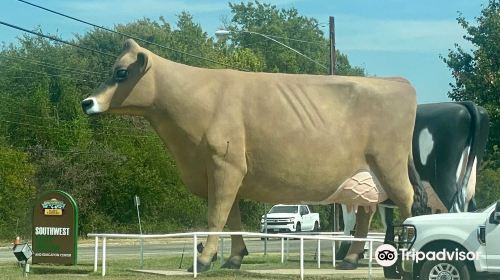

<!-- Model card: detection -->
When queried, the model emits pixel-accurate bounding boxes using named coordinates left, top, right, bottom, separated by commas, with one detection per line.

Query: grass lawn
left=0, top=253, right=385, bottom=280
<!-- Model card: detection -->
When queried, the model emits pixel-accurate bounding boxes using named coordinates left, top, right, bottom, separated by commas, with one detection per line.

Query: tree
left=443, top=0, right=500, bottom=167
left=444, top=0, right=500, bottom=208
left=475, top=168, right=500, bottom=208
left=225, top=1, right=364, bottom=76
left=0, top=146, right=35, bottom=238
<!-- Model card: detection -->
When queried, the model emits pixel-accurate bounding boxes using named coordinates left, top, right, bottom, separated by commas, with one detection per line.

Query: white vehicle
left=396, top=200, right=500, bottom=280
left=260, top=204, right=320, bottom=233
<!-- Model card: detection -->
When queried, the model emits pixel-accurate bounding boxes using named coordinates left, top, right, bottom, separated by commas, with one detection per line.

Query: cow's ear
left=123, top=39, right=139, bottom=51
left=137, top=51, right=151, bottom=73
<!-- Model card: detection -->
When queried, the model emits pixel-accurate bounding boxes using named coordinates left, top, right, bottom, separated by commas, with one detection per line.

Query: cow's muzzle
left=81, top=98, right=94, bottom=114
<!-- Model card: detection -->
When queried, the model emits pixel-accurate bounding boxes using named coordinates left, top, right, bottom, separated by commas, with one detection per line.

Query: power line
left=316, top=22, right=328, bottom=28
left=3, top=73, right=90, bottom=83
left=0, top=66, right=95, bottom=82
left=27, top=144, right=165, bottom=156
left=0, top=54, right=108, bottom=76
left=0, top=108, right=80, bottom=122
left=0, top=20, right=117, bottom=58
left=0, top=118, right=157, bottom=139
left=259, top=34, right=327, bottom=46
left=24, top=145, right=97, bottom=155
left=0, top=66, right=93, bottom=83
left=1, top=135, right=163, bottom=155
left=17, top=0, right=249, bottom=71
left=4, top=72, right=96, bottom=83
left=0, top=102, right=154, bottom=134
left=6, top=76, right=94, bottom=83
left=5, top=143, right=96, bottom=155
left=0, top=93, right=156, bottom=136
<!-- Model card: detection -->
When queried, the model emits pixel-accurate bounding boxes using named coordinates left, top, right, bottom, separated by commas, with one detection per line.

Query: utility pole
left=264, top=203, right=268, bottom=256
left=329, top=16, right=336, bottom=75
left=329, top=16, right=339, bottom=234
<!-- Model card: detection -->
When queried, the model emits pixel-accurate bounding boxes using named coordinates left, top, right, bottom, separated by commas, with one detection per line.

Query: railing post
left=140, top=238, right=144, bottom=269
left=286, top=237, right=289, bottom=262
left=102, top=237, right=107, bottom=277
left=317, top=239, right=321, bottom=268
left=220, top=236, right=224, bottom=264
left=84, top=232, right=386, bottom=278
left=94, top=236, right=99, bottom=272
left=369, top=240, right=373, bottom=280
left=193, top=234, right=197, bottom=278
left=281, top=237, right=284, bottom=263
left=300, top=238, right=304, bottom=280
left=332, top=240, right=336, bottom=267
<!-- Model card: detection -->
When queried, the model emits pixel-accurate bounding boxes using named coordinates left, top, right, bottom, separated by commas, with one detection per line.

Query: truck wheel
left=313, top=221, right=319, bottom=232
left=419, top=260, right=470, bottom=280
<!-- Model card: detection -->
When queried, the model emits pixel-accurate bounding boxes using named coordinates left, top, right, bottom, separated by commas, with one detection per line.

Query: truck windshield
left=269, top=206, right=298, bottom=214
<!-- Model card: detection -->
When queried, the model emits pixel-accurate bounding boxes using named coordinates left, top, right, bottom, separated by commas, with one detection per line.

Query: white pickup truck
left=260, top=204, right=320, bottom=233
left=394, top=200, right=500, bottom=280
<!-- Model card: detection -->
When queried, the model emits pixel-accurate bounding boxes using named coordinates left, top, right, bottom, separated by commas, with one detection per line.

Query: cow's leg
left=371, top=156, right=414, bottom=220
left=370, top=158, right=416, bottom=278
left=221, top=199, right=248, bottom=269
left=383, top=207, right=395, bottom=243
left=378, top=206, right=387, bottom=230
left=464, top=158, right=477, bottom=212
left=382, top=207, right=400, bottom=279
left=342, top=204, right=357, bottom=234
left=336, top=204, right=356, bottom=260
left=188, top=143, right=246, bottom=272
left=337, top=207, right=374, bottom=269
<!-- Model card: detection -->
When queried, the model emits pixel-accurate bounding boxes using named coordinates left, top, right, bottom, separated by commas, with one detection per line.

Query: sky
left=0, top=0, right=490, bottom=104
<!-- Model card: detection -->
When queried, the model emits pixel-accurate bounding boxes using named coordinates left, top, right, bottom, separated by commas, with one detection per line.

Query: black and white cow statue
left=338, top=101, right=489, bottom=260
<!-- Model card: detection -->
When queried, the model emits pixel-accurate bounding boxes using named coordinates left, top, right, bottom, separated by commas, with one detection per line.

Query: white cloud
left=62, top=0, right=303, bottom=15
left=62, top=0, right=228, bottom=16
left=332, top=15, right=472, bottom=52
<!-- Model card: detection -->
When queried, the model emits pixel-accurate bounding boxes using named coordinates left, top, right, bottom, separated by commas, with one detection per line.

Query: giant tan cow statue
left=82, top=39, right=426, bottom=271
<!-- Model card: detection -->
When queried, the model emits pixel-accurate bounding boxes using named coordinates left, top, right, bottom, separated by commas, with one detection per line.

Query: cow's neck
left=145, top=55, right=218, bottom=160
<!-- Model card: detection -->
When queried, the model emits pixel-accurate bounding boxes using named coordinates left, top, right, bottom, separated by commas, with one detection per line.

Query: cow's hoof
left=221, top=259, right=241, bottom=269
left=335, top=241, right=351, bottom=260
left=336, top=259, right=358, bottom=270
left=187, top=260, right=211, bottom=273
left=221, top=247, right=247, bottom=269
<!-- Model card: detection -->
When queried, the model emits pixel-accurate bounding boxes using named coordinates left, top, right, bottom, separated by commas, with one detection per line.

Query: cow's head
left=82, top=39, right=154, bottom=116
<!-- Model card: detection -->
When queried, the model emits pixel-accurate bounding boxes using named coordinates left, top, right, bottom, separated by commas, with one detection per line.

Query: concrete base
left=132, top=269, right=192, bottom=276
left=132, top=267, right=384, bottom=278
left=248, top=268, right=383, bottom=277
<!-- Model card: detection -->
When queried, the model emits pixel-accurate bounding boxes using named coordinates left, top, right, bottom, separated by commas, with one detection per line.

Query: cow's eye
left=115, top=69, right=128, bottom=82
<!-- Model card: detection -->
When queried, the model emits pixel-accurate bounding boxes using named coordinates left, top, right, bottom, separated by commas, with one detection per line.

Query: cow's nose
left=81, top=99, right=94, bottom=113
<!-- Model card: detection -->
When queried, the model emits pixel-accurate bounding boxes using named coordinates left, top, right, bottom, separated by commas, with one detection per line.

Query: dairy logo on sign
left=42, top=198, right=66, bottom=216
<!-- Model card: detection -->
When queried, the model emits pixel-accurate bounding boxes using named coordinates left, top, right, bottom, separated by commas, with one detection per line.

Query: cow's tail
left=457, top=101, right=482, bottom=211
left=409, top=152, right=429, bottom=216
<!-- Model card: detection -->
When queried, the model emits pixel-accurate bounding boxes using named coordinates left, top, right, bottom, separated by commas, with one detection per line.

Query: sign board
left=32, top=190, right=78, bottom=265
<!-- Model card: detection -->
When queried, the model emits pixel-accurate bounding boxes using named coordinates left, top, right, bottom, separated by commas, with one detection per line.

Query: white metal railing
left=87, top=231, right=384, bottom=280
